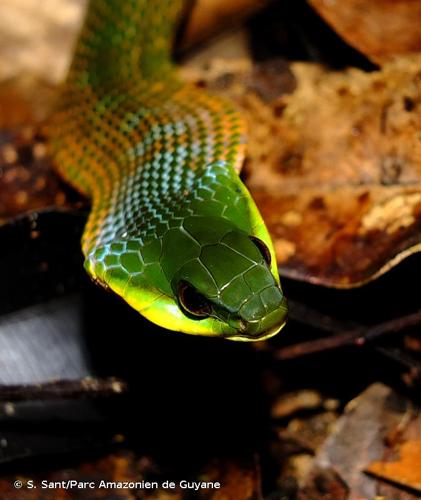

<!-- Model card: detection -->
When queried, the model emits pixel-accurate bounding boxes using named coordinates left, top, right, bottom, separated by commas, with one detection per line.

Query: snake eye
left=177, top=281, right=212, bottom=319
left=250, top=236, right=272, bottom=266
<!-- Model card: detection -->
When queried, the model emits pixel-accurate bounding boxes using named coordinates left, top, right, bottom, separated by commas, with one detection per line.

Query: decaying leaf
left=364, top=386, right=421, bottom=497
left=301, top=383, right=421, bottom=499
left=184, top=55, right=421, bottom=287
left=367, top=439, right=421, bottom=493
left=308, top=0, right=421, bottom=65
left=305, top=384, right=400, bottom=498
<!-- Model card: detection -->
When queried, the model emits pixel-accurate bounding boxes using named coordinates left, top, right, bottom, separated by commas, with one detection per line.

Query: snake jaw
left=226, top=321, right=287, bottom=342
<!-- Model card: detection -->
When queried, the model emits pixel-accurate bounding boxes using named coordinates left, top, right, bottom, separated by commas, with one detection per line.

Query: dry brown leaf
left=367, top=439, right=421, bottom=493
left=184, top=55, right=421, bottom=287
left=308, top=0, right=421, bottom=65
left=302, top=383, right=420, bottom=499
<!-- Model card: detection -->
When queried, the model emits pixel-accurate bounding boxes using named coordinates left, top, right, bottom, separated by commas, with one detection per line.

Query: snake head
left=85, top=214, right=287, bottom=341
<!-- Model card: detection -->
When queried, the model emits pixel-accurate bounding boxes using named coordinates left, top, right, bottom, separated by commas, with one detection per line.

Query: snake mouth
left=225, top=317, right=287, bottom=342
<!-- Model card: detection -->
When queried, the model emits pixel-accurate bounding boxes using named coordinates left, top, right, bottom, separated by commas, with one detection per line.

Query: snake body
left=49, top=0, right=287, bottom=340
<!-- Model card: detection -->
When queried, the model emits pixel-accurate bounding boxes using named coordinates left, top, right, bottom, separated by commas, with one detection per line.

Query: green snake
left=49, top=0, right=287, bottom=341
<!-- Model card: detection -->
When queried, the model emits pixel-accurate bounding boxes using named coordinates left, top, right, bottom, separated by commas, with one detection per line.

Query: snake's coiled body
left=49, top=0, right=287, bottom=340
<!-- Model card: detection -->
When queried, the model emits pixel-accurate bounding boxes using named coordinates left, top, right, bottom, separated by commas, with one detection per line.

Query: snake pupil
left=178, top=281, right=212, bottom=319
left=250, top=236, right=272, bottom=266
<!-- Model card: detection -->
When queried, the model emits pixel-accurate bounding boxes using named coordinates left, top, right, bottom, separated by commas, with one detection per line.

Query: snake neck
left=68, top=0, right=185, bottom=89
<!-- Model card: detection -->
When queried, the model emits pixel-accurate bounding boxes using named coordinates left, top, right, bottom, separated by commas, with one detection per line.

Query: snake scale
left=49, top=0, right=287, bottom=341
